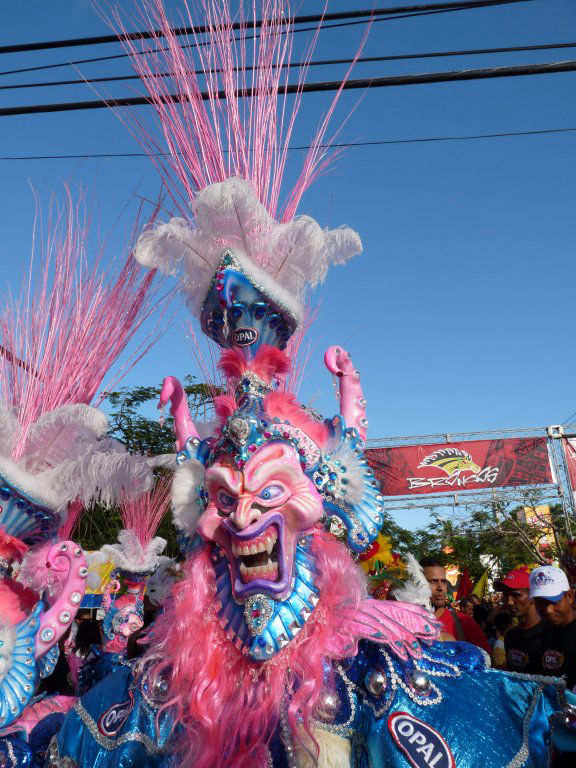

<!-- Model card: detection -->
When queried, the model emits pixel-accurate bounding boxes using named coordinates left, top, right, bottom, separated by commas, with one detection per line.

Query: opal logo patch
left=98, top=692, right=134, bottom=736
left=232, top=327, right=258, bottom=346
left=543, top=649, right=564, bottom=671
left=388, top=712, right=455, bottom=768
left=507, top=648, right=529, bottom=668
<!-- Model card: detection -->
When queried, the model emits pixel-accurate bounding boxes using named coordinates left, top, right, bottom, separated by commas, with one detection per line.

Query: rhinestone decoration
left=228, top=417, right=251, bottom=447
left=41, top=627, right=55, bottom=642
left=70, top=591, right=82, bottom=604
left=243, top=594, right=274, bottom=636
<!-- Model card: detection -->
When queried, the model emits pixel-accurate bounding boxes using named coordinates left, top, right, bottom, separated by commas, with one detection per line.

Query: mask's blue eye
left=258, top=485, right=284, bottom=501
left=217, top=490, right=237, bottom=510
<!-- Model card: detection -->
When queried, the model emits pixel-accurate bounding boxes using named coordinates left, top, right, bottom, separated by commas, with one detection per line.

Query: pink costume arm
left=34, top=540, right=87, bottom=660
left=324, top=346, right=368, bottom=442
left=159, top=376, right=200, bottom=451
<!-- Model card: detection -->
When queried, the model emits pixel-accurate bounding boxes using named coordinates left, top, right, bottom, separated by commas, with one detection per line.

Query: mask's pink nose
left=230, top=496, right=261, bottom=530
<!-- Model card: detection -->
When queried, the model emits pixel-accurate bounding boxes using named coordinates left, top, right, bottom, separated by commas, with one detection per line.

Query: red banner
left=367, top=437, right=553, bottom=497
left=563, top=438, right=576, bottom=496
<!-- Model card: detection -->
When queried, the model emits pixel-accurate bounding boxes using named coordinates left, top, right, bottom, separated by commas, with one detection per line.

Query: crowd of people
left=420, top=560, right=576, bottom=690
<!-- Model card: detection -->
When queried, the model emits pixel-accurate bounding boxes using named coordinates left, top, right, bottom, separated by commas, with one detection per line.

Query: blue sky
left=2, top=0, right=576, bottom=529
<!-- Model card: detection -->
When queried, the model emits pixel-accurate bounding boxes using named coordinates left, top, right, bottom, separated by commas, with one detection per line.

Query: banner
left=563, top=438, right=576, bottom=499
left=367, top=437, right=553, bottom=497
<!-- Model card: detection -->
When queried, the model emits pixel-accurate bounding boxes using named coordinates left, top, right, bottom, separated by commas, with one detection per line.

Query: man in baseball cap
left=530, top=565, right=576, bottom=690
left=494, top=569, right=543, bottom=674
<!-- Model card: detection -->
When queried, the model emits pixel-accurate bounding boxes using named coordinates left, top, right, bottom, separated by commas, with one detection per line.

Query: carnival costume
left=19, top=0, right=576, bottom=765
left=80, top=483, right=172, bottom=691
left=0, top=194, right=158, bottom=766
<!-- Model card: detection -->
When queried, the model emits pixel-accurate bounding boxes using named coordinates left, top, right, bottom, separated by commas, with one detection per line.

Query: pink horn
left=324, top=346, right=368, bottom=443
left=159, top=376, right=200, bottom=451
left=34, top=540, right=87, bottom=660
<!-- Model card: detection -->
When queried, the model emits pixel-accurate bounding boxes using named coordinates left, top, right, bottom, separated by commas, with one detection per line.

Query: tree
left=72, top=377, right=217, bottom=553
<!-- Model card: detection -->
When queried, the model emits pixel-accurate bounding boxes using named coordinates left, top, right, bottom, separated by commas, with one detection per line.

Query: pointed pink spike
left=324, top=346, right=368, bottom=442
left=159, top=376, right=200, bottom=451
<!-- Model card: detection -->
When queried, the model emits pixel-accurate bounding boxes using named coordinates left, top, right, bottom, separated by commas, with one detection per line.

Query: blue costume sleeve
left=48, top=666, right=176, bottom=768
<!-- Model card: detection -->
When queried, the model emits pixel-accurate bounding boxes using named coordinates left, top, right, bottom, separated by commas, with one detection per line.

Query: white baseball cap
left=529, top=566, right=570, bottom=603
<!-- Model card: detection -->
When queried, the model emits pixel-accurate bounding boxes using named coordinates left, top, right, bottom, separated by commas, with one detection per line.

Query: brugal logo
left=98, top=692, right=134, bottom=737
left=388, top=712, right=455, bottom=768
left=232, top=327, right=258, bottom=347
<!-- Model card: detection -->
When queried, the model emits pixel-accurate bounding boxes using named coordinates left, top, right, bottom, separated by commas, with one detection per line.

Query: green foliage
left=382, top=497, right=571, bottom=582
left=74, top=377, right=216, bottom=553
left=105, top=376, right=217, bottom=455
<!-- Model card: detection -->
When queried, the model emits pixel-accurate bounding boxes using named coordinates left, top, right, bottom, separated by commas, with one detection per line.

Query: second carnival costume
left=49, top=1, right=576, bottom=766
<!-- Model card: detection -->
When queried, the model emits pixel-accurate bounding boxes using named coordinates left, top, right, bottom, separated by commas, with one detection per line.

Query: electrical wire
left=1, top=60, right=574, bottom=117
left=0, top=1, right=529, bottom=55
left=3, top=41, right=575, bottom=92
left=0, top=1, right=528, bottom=78
left=1, top=127, right=575, bottom=161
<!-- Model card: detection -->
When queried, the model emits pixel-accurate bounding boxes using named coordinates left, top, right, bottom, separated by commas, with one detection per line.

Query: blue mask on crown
left=201, top=250, right=299, bottom=353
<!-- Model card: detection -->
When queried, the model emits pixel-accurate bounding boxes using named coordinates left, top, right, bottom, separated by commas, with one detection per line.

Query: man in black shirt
left=495, top=568, right=544, bottom=674
left=530, top=565, right=576, bottom=691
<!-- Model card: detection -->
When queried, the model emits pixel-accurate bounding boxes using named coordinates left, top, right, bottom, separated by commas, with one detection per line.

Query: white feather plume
left=171, top=459, right=206, bottom=536
left=37, top=438, right=153, bottom=511
left=133, top=177, right=362, bottom=324
left=393, top=553, right=433, bottom=611
left=101, top=529, right=167, bottom=574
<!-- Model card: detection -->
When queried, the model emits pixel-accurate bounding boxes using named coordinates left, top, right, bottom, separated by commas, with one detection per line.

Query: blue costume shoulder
left=312, top=639, right=571, bottom=768
left=48, top=665, right=177, bottom=768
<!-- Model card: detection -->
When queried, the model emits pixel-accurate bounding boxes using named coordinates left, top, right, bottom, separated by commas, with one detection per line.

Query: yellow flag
left=472, top=569, right=489, bottom=599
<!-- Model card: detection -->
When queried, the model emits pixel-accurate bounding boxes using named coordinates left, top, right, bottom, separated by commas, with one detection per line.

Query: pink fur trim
left=0, top=578, right=38, bottom=624
left=214, top=395, right=238, bottom=428
left=139, top=531, right=366, bottom=768
left=218, top=346, right=291, bottom=384
left=264, top=392, right=328, bottom=448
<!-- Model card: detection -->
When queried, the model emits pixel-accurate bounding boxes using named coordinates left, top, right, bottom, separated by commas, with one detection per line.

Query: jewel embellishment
left=228, top=417, right=250, bottom=447
left=244, top=594, right=274, bottom=636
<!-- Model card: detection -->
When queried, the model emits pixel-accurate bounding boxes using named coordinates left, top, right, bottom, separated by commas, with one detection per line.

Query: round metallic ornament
left=365, top=668, right=387, bottom=697
left=316, top=689, right=341, bottom=722
left=410, top=671, right=431, bottom=692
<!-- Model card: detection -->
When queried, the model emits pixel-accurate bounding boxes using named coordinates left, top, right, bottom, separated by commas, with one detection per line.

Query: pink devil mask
left=197, top=441, right=323, bottom=600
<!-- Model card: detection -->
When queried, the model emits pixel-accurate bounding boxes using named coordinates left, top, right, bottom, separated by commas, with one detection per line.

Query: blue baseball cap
left=529, top=566, right=570, bottom=603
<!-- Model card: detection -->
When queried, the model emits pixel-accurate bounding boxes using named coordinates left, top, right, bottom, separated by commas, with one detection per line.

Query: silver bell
left=316, top=689, right=341, bottom=722
left=365, top=668, right=387, bottom=697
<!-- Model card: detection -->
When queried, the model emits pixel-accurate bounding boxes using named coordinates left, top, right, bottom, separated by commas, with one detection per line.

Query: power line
left=2, top=127, right=575, bottom=161
left=1, top=60, right=574, bottom=118
left=0, top=1, right=528, bottom=78
left=0, top=1, right=529, bottom=55
left=4, top=41, right=575, bottom=92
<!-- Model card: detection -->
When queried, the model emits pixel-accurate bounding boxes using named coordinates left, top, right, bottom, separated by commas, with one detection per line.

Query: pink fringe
left=107, top=0, right=367, bottom=223
left=0, top=187, right=163, bottom=461
left=142, top=530, right=366, bottom=768
left=120, top=476, right=171, bottom=548
left=218, top=346, right=290, bottom=384
left=263, top=391, right=328, bottom=447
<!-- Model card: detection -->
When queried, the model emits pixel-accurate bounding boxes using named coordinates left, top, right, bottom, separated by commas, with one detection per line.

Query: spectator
left=492, top=611, right=514, bottom=669
left=495, top=569, right=543, bottom=675
left=459, top=597, right=474, bottom=616
left=530, top=565, right=576, bottom=690
left=420, top=557, right=491, bottom=654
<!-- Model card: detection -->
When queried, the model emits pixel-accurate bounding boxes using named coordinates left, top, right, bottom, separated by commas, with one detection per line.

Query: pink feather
left=218, top=345, right=290, bottom=384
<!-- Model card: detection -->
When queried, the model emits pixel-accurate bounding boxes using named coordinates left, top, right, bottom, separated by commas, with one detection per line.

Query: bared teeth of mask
left=265, top=539, right=273, bottom=555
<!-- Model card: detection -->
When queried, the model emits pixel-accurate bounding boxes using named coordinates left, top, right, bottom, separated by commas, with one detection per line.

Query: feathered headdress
left=111, top=0, right=364, bottom=354
left=0, top=190, right=159, bottom=554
